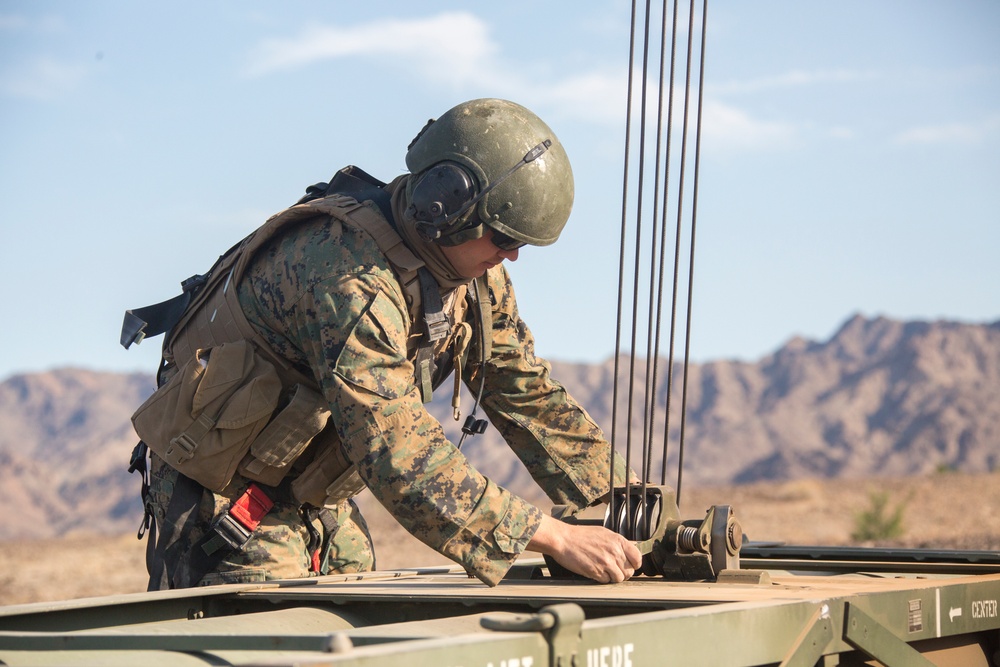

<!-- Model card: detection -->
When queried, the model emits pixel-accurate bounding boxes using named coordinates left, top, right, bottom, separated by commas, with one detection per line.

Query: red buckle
left=310, top=550, right=321, bottom=573
left=229, top=483, right=274, bottom=532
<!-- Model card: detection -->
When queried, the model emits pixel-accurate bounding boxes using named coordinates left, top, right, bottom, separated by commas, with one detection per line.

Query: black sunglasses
left=489, top=227, right=526, bottom=251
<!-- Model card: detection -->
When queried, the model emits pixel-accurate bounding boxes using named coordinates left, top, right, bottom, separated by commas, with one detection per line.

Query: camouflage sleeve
left=472, top=265, right=631, bottom=510
left=241, top=220, right=542, bottom=586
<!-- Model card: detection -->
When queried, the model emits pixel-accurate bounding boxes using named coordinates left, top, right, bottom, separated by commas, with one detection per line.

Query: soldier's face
left=441, top=227, right=520, bottom=278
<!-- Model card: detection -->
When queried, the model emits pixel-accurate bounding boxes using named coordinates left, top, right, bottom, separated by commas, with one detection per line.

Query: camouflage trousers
left=145, top=454, right=375, bottom=590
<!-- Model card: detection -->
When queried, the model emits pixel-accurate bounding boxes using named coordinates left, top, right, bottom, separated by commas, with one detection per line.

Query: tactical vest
left=129, top=192, right=489, bottom=507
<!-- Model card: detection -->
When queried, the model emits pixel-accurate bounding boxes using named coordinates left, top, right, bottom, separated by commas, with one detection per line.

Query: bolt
left=727, top=520, right=744, bottom=555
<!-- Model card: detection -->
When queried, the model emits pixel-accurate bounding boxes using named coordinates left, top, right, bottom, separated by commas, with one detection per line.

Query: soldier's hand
left=528, top=514, right=642, bottom=584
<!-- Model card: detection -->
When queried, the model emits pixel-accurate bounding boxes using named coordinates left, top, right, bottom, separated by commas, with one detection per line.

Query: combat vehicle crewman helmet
left=404, top=98, right=574, bottom=248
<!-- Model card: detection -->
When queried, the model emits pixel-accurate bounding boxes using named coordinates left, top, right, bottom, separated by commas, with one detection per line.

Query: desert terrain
left=3, top=471, right=998, bottom=607
left=3, top=317, right=999, bottom=606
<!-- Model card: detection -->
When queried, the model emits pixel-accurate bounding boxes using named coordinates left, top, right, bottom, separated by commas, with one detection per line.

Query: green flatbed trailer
left=2, top=547, right=999, bottom=666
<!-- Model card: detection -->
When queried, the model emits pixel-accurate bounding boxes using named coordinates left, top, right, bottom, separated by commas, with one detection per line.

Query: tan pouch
left=291, top=429, right=367, bottom=507
left=132, top=340, right=282, bottom=491
left=238, top=383, right=332, bottom=486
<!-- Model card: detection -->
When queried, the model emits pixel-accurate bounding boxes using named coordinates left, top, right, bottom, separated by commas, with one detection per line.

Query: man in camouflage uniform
left=137, top=98, right=642, bottom=589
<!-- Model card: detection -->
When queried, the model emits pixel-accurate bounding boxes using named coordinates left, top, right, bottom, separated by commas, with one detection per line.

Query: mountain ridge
left=1, top=313, right=997, bottom=540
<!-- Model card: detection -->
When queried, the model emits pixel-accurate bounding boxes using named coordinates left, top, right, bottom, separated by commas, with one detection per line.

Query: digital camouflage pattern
left=146, top=199, right=625, bottom=588
left=147, top=453, right=374, bottom=587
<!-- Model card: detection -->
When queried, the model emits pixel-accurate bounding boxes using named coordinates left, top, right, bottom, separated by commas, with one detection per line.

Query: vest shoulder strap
left=162, top=200, right=353, bottom=387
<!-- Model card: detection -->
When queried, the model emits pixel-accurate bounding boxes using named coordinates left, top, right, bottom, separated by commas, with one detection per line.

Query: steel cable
left=612, top=0, right=708, bottom=514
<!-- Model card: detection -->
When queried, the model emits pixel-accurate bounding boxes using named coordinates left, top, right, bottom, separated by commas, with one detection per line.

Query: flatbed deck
left=2, top=551, right=999, bottom=666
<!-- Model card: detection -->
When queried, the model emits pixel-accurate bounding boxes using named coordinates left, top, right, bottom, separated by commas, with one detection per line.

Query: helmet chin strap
left=413, top=140, right=551, bottom=245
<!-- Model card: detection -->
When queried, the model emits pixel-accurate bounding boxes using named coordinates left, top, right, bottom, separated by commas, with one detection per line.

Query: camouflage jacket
left=237, top=204, right=618, bottom=585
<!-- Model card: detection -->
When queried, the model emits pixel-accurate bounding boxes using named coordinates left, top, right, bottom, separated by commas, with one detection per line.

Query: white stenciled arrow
left=949, top=607, right=963, bottom=622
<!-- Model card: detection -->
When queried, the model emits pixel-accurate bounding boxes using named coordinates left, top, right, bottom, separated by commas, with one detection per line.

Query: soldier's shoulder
left=266, top=213, right=393, bottom=277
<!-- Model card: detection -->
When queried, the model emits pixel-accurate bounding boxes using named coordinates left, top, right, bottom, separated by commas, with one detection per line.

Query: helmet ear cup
left=408, top=162, right=478, bottom=242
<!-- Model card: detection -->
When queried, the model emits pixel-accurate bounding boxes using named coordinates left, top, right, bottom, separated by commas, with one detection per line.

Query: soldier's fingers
left=623, top=540, right=643, bottom=568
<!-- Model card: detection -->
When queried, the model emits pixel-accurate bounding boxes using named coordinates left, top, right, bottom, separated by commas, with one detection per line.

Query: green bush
left=852, top=491, right=906, bottom=542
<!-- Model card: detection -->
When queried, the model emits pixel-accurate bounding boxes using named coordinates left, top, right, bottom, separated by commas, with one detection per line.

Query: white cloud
left=701, top=100, right=797, bottom=151
left=0, top=14, right=29, bottom=30
left=544, top=75, right=800, bottom=152
left=243, top=12, right=634, bottom=127
left=894, top=115, right=1000, bottom=145
left=524, top=71, right=626, bottom=124
left=0, top=13, right=81, bottom=100
left=829, top=126, right=855, bottom=140
left=0, top=56, right=88, bottom=100
left=243, top=13, right=496, bottom=81
left=240, top=10, right=775, bottom=142
left=0, top=12, right=68, bottom=34
left=710, top=68, right=879, bottom=96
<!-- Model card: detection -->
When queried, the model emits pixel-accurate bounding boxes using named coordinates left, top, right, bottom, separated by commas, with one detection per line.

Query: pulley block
left=545, top=485, right=743, bottom=581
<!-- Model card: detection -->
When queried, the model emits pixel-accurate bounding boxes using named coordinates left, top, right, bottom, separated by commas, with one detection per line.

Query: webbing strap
left=127, top=441, right=151, bottom=539
left=121, top=272, right=210, bottom=350
left=166, top=413, right=215, bottom=464
left=299, top=165, right=394, bottom=223
left=229, top=484, right=274, bottom=531
left=194, top=483, right=274, bottom=566
left=416, top=356, right=434, bottom=403
left=120, top=293, right=191, bottom=350
left=414, top=268, right=448, bottom=403
left=418, top=267, right=449, bottom=342
left=316, top=508, right=339, bottom=574
left=472, top=276, right=492, bottom=361
left=297, top=506, right=340, bottom=573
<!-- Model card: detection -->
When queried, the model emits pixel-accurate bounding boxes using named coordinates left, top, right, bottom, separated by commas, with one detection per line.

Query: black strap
left=457, top=279, right=490, bottom=446
left=300, top=506, right=323, bottom=559
left=119, top=273, right=207, bottom=349
left=120, top=293, right=189, bottom=350
left=128, top=441, right=151, bottom=538
left=418, top=267, right=449, bottom=343
left=121, top=165, right=391, bottom=353
left=147, top=472, right=205, bottom=590
left=186, top=484, right=275, bottom=585
left=298, top=506, right=340, bottom=574
left=299, top=165, right=394, bottom=223
left=317, top=508, right=339, bottom=573
left=413, top=267, right=451, bottom=403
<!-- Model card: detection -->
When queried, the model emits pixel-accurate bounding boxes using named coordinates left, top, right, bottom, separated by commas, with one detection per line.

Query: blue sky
left=1, top=1, right=997, bottom=382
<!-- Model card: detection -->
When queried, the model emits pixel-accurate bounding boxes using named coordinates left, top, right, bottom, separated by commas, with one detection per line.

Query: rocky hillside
left=1, top=313, right=998, bottom=540
left=0, top=370, right=152, bottom=540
